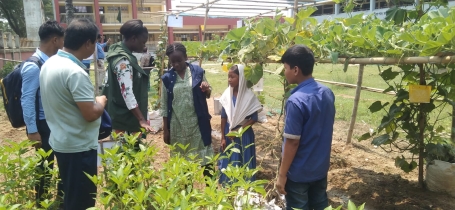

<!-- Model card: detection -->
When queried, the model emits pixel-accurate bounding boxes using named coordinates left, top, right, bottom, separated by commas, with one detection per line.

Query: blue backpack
left=0, top=56, right=42, bottom=128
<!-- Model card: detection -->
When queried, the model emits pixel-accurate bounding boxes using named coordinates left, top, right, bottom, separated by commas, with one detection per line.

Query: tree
left=0, top=0, right=26, bottom=37
left=65, top=0, right=74, bottom=24
left=0, top=0, right=54, bottom=37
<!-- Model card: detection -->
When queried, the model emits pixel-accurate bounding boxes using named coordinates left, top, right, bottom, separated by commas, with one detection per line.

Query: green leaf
left=372, top=134, right=390, bottom=146
left=230, top=148, right=241, bottom=154
left=267, top=55, right=281, bottom=61
left=244, top=64, right=264, bottom=87
left=227, top=27, right=246, bottom=41
left=385, top=7, right=407, bottom=25
left=369, top=101, right=384, bottom=113
left=420, top=41, right=443, bottom=56
left=296, top=7, right=317, bottom=21
left=275, top=65, right=285, bottom=75
left=399, top=33, right=416, bottom=43
left=343, top=58, right=349, bottom=72
left=347, top=200, right=357, bottom=210
left=380, top=67, right=399, bottom=81
left=395, top=156, right=417, bottom=173
left=358, top=132, right=372, bottom=141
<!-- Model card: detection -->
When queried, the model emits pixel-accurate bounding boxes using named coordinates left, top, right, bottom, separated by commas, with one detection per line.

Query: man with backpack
left=20, top=20, right=65, bottom=207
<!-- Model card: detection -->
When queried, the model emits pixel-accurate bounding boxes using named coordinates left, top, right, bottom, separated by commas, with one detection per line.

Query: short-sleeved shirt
left=39, top=50, right=100, bottom=153
left=283, top=78, right=335, bottom=183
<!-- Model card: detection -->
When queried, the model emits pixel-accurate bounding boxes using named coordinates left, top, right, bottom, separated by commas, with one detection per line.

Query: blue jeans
left=285, top=177, right=328, bottom=210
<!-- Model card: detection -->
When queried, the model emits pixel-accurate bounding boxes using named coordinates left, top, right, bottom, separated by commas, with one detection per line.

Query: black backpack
left=0, top=56, right=42, bottom=128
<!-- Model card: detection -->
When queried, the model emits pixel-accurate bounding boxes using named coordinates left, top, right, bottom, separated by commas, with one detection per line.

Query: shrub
left=0, top=62, right=16, bottom=79
left=89, top=132, right=269, bottom=209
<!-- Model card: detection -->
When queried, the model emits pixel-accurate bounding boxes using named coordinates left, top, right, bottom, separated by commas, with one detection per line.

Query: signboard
left=167, top=15, right=183, bottom=28
left=237, top=20, right=243, bottom=28
left=409, top=84, right=431, bottom=103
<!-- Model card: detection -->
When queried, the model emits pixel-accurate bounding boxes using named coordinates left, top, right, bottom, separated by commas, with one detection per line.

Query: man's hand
left=221, top=138, right=226, bottom=151
left=139, top=120, right=155, bottom=133
left=275, top=174, right=287, bottom=195
left=163, top=129, right=170, bottom=145
left=28, top=132, right=42, bottom=149
left=107, top=38, right=112, bottom=44
left=200, top=81, right=210, bottom=92
left=96, top=95, right=107, bottom=107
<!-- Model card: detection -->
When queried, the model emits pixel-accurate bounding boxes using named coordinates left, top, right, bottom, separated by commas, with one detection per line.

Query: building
left=308, top=0, right=455, bottom=22
left=52, top=0, right=241, bottom=51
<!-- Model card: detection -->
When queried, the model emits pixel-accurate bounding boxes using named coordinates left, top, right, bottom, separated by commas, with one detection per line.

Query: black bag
left=0, top=56, right=42, bottom=128
left=98, top=110, right=112, bottom=140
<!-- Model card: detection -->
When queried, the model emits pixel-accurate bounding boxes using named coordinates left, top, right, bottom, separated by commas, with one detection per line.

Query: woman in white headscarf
left=218, top=64, right=262, bottom=184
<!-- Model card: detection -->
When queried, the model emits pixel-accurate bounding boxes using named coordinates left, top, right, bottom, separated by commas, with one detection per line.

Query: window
left=311, top=4, right=336, bottom=16
left=138, top=7, right=151, bottom=12
left=59, top=5, right=93, bottom=13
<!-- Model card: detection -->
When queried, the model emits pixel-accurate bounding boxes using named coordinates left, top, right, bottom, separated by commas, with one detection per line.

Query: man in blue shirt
left=275, top=45, right=336, bottom=210
left=95, top=34, right=111, bottom=90
left=82, top=58, right=91, bottom=75
left=21, top=20, right=65, bottom=207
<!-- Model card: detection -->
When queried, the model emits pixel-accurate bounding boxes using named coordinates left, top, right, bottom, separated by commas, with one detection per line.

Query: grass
left=201, top=62, right=453, bottom=133
left=0, top=61, right=451, bottom=138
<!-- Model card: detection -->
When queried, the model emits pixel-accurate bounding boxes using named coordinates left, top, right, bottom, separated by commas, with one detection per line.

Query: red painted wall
left=0, top=51, right=35, bottom=69
left=183, top=16, right=240, bottom=26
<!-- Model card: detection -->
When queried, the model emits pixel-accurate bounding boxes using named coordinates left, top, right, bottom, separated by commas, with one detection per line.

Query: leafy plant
left=324, top=200, right=366, bottom=210
left=88, top=132, right=269, bottom=209
left=0, top=62, right=16, bottom=78
left=0, top=140, right=59, bottom=209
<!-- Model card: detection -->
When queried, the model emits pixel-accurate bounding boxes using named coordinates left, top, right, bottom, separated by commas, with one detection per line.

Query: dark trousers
left=285, top=177, right=329, bottom=210
left=55, top=149, right=98, bottom=210
left=35, top=120, right=64, bottom=205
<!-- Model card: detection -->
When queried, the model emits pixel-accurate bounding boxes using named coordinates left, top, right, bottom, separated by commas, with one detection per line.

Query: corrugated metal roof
left=171, top=0, right=321, bottom=18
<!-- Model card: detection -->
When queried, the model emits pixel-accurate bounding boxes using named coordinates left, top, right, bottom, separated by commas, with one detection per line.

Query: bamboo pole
left=417, top=63, right=425, bottom=188
left=187, top=56, right=455, bottom=65
left=452, top=106, right=455, bottom=143
left=318, top=56, right=455, bottom=65
left=292, top=0, right=299, bottom=28
left=94, top=46, right=99, bottom=95
left=172, top=0, right=221, bottom=16
left=198, top=0, right=210, bottom=67
left=346, top=64, right=365, bottom=144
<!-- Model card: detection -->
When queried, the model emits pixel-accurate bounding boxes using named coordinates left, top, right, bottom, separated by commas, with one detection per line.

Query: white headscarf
left=219, top=64, right=262, bottom=131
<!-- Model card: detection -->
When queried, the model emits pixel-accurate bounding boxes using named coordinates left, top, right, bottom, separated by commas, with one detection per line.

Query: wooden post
left=292, top=0, right=299, bottom=29
left=452, top=106, right=455, bottom=143
left=94, top=46, right=99, bottom=95
left=346, top=64, right=365, bottom=144
left=198, top=0, right=209, bottom=67
left=417, top=63, right=426, bottom=188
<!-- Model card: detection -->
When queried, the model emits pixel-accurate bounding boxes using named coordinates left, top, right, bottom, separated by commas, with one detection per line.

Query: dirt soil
left=1, top=98, right=454, bottom=210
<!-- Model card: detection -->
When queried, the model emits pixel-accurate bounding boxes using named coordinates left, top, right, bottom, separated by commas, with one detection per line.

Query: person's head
left=120, top=19, right=148, bottom=52
left=143, top=47, right=148, bottom=53
left=97, top=34, right=102, bottom=42
left=281, top=45, right=315, bottom=84
left=63, top=18, right=98, bottom=59
left=228, top=65, right=240, bottom=89
left=166, top=43, right=187, bottom=72
left=38, top=20, right=65, bottom=54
